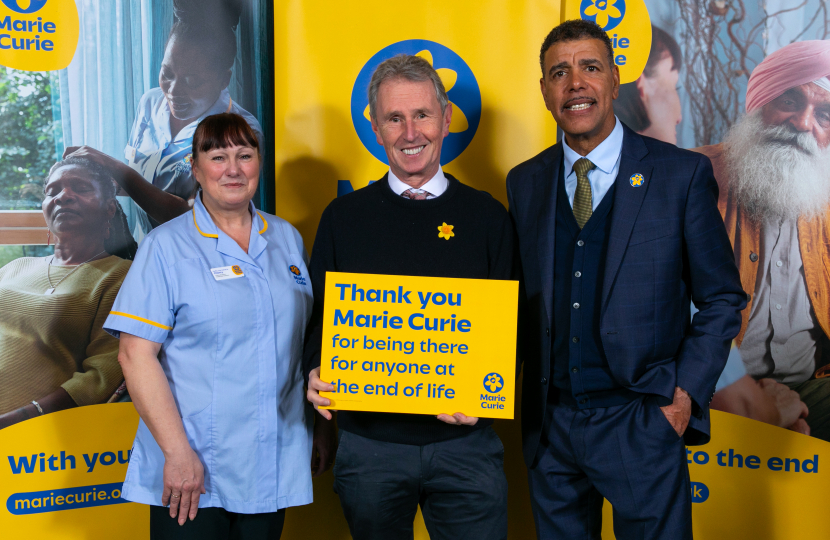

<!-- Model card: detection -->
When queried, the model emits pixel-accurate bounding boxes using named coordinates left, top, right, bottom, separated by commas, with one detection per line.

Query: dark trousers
left=149, top=505, right=285, bottom=540
left=333, top=427, right=508, bottom=540
left=528, top=396, right=692, bottom=540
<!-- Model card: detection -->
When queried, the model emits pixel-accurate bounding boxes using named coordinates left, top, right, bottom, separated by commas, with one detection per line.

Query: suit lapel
left=536, top=146, right=563, bottom=325
left=601, top=129, right=652, bottom=311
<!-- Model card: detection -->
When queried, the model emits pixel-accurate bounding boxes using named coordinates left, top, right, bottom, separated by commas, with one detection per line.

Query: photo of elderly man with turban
left=695, top=40, right=830, bottom=441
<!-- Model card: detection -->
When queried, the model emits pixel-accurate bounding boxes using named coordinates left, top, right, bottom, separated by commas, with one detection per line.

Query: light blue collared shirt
left=120, top=87, right=264, bottom=243
left=104, top=194, right=313, bottom=513
left=562, top=117, right=624, bottom=211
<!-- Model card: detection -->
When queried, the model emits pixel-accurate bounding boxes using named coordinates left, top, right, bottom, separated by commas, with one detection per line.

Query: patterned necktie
left=572, top=157, right=596, bottom=229
left=401, top=188, right=432, bottom=201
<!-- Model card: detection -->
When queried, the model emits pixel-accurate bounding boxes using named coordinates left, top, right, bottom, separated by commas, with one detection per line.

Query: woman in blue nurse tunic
left=64, top=8, right=264, bottom=244
left=104, top=114, right=311, bottom=539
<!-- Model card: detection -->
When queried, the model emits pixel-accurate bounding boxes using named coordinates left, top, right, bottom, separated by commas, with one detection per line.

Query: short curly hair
left=539, top=19, right=615, bottom=76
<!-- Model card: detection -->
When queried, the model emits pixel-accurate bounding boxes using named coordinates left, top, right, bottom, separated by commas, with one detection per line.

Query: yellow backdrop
left=273, top=3, right=564, bottom=537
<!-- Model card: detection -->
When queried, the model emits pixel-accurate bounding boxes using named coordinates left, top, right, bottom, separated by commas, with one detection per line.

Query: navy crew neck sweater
left=303, top=173, right=515, bottom=445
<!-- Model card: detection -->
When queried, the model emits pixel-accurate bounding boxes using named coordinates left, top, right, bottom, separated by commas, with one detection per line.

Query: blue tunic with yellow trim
left=104, top=194, right=313, bottom=513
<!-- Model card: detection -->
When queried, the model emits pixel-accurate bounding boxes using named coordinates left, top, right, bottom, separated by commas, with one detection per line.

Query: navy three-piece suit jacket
left=506, top=124, right=747, bottom=467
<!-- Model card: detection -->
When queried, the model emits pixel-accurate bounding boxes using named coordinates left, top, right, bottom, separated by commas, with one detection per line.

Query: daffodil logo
left=580, top=0, right=626, bottom=31
left=483, top=373, right=504, bottom=394
left=351, top=40, right=481, bottom=166
left=1, top=0, right=47, bottom=14
left=437, top=222, right=455, bottom=240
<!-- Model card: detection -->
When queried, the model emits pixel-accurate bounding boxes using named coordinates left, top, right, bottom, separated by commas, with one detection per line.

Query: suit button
left=573, top=303, right=580, bottom=309
left=577, top=240, right=585, bottom=247
left=546, top=328, right=550, bottom=336
left=572, top=337, right=579, bottom=343
left=749, top=252, right=758, bottom=262
left=574, top=271, right=582, bottom=277
left=541, top=377, right=547, bottom=384
left=572, top=367, right=579, bottom=373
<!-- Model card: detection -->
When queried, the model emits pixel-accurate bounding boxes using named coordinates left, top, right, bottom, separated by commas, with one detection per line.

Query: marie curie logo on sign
left=350, top=39, right=482, bottom=166
left=569, top=0, right=651, bottom=84
left=0, top=0, right=79, bottom=71
left=481, top=372, right=507, bottom=411
left=483, top=373, right=503, bottom=393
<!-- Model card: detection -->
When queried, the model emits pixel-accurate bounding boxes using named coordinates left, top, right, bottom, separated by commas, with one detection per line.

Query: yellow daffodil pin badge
left=438, top=222, right=455, bottom=240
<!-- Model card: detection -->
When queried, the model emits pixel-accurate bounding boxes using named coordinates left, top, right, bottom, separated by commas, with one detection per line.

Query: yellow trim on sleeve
left=193, top=208, right=219, bottom=238
left=110, top=311, right=173, bottom=330
left=257, top=211, right=268, bottom=234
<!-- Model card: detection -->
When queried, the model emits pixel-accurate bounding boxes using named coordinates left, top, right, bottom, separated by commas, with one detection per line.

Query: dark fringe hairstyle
left=192, top=112, right=260, bottom=161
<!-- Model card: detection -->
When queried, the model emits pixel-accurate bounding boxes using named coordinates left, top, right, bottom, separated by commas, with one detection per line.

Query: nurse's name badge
left=211, top=265, right=245, bottom=281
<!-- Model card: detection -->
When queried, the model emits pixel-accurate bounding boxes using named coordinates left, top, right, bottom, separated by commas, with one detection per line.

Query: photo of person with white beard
left=695, top=40, right=830, bottom=442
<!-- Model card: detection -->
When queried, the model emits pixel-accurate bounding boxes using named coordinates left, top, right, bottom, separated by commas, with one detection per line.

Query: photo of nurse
left=60, top=0, right=263, bottom=243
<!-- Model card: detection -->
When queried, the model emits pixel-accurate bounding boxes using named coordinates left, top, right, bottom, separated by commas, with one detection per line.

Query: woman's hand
left=306, top=367, right=336, bottom=420
left=63, top=145, right=191, bottom=224
left=162, top=446, right=206, bottom=525
left=120, top=334, right=205, bottom=524
left=63, top=146, right=130, bottom=179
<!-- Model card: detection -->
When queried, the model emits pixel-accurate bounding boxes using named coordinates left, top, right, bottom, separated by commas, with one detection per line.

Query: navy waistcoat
left=550, top=171, right=639, bottom=408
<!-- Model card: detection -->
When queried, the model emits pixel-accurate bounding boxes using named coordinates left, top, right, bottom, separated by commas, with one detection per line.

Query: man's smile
left=402, top=145, right=426, bottom=156
left=564, top=98, right=597, bottom=111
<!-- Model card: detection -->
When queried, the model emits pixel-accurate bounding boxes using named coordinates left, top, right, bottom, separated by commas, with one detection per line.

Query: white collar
left=387, top=167, right=448, bottom=197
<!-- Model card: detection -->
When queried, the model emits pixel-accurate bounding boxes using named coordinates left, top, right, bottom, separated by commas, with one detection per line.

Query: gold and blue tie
left=572, top=157, right=596, bottom=229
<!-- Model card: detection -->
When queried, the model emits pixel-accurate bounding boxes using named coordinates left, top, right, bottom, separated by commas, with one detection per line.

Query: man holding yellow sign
left=303, top=55, right=515, bottom=540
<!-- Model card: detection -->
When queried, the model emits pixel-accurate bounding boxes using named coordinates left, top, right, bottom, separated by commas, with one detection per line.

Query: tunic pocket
left=181, top=403, right=213, bottom=493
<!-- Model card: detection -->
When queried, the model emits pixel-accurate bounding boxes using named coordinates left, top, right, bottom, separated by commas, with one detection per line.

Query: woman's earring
left=105, top=220, right=111, bottom=240
left=46, top=228, right=51, bottom=246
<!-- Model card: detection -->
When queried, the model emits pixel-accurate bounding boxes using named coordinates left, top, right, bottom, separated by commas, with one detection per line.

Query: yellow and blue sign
left=0, top=0, right=79, bottom=71
left=350, top=39, right=481, bottom=166
left=0, top=404, right=147, bottom=538
left=600, top=411, right=830, bottom=538
left=319, top=272, right=518, bottom=418
left=567, top=0, right=651, bottom=84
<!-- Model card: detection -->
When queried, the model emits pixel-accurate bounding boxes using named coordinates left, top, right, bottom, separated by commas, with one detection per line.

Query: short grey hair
left=368, top=54, right=449, bottom=121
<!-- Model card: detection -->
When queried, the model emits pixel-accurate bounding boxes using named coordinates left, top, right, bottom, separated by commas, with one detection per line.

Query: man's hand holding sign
left=307, top=273, right=517, bottom=423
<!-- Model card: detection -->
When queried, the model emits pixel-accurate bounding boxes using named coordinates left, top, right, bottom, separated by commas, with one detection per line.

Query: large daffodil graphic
left=364, top=50, right=469, bottom=133
left=583, top=0, right=622, bottom=30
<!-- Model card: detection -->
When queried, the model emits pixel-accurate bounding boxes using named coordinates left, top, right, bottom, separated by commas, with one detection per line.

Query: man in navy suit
left=507, top=20, right=746, bottom=539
